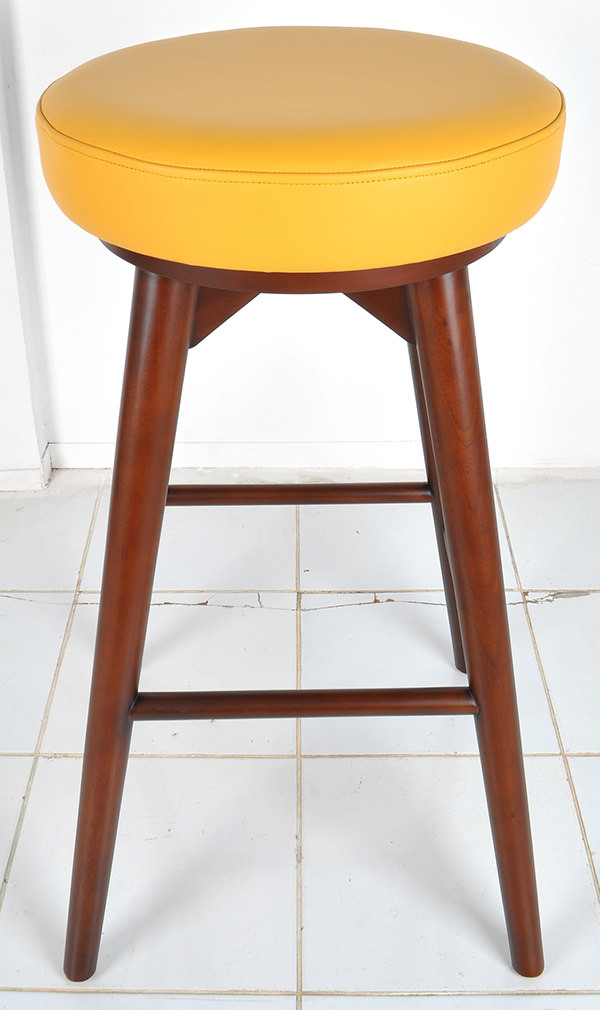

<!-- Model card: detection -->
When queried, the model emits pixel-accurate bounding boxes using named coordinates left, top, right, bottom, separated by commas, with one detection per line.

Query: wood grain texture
left=63, top=269, right=197, bottom=982
left=189, top=286, right=257, bottom=347
left=166, top=482, right=432, bottom=505
left=104, top=239, right=502, bottom=293
left=409, top=268, right=543, bottom=977
left=131, top=687, right=479, bottom=720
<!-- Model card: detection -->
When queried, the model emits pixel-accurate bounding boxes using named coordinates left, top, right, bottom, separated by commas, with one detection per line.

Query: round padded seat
left=36, top=27, right=565, bottom=273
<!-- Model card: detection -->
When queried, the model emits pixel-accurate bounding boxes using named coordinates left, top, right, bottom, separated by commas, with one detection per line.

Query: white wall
left=1, top=0, right=598, bottom=484
left=0, top=0, right=50, bottom=489
left=0, top=157, right=45, bottom=488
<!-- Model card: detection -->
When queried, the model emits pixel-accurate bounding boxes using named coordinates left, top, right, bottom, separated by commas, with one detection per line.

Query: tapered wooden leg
left=345, top=286, right=466, bottom=670
left=408, top=268, right=543, bottom=977
left=63, top=268, right=197, bottom=982
left=408, top=342, right=466, bottom=672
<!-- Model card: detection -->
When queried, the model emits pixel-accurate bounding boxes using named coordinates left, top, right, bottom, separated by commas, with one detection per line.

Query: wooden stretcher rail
left=130, top=686, right=478, bottom=721
left=166, top=482, right=433, bottom=506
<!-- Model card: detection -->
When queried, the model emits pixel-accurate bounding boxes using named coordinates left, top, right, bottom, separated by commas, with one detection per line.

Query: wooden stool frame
left=63, top=238, right=543, bottom=982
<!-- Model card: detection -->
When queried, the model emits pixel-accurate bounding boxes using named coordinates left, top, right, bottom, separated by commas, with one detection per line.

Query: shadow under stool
left=35, top=26, right=565, bottom=982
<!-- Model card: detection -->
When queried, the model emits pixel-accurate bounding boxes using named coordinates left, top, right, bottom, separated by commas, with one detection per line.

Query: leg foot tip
left=64, top=957, right=98, bottom=983
left=513, top=954, right=544, bottom=978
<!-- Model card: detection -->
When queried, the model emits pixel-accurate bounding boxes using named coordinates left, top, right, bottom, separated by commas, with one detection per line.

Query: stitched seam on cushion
left=37, top=93, right=565, bottom=176
left=37, top=98, right=565, bottom=185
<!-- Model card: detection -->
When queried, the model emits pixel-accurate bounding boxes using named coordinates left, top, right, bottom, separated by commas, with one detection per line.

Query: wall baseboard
left=4, top=444, right=600, bottom=493
left=0, top=442, right=51, bottom=491
left=48, top=440, right=425, bottom=471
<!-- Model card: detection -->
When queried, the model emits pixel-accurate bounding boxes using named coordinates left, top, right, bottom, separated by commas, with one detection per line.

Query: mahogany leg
left=408, top=269, right=543, bottom=977
left=408, top=342, right=466, bottom=672
left=63, top=268, right=197, bottom=982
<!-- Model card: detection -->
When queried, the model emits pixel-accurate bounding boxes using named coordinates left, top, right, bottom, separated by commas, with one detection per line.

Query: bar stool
left=36, top=26, right=565, bottom=982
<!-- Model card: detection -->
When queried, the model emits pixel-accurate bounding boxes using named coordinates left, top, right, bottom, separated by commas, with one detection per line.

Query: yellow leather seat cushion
left=36, top=27, right=565, bottom=273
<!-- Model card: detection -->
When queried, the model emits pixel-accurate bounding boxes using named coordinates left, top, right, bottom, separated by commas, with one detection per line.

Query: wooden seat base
left=63, top=243, right=544, bottom=983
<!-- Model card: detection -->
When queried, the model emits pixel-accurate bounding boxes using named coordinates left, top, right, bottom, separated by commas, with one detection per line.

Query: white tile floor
left=1, top=469, right=600, bottom=1008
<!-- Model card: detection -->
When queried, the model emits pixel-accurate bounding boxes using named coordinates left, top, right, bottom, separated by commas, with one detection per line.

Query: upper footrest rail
left=166, top=482, right=432, bottom=506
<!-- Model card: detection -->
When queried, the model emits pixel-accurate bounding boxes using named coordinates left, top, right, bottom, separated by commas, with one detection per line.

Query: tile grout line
left=29, top=750, right=573, bottom=760
left=79, top=586, right=581, bottom=599
left=301, top=987, right=600, bottom=997
left=295, top=504, right=303, bottom=1010
left=495, top=485, right=600, bottom=907
left=525, top=612, right=600, bottom=907
left=0, top=477, right=106, bottom=913
left=1, top=985, right=597, bottom=997
left=74, top=586, right=600, bottom=596
left=0, top=987, right=299, bottom=997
